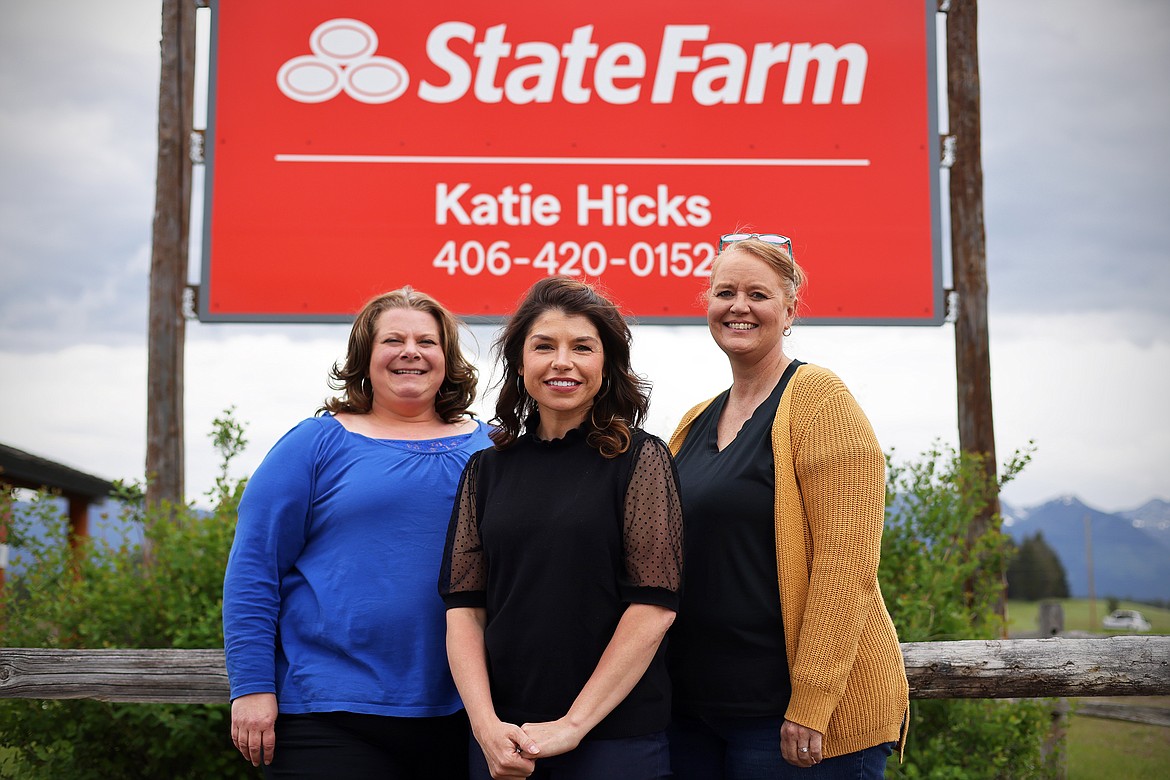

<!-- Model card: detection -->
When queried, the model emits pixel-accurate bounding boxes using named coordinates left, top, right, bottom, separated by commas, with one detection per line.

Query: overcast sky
left=1, top=1, right=1168, bottom=513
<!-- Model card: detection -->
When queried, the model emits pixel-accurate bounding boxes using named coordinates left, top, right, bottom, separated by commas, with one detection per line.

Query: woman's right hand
left=231, top=692, right=278, bottom=766
left=780, top=718, right=823, bottom=767
left=473, top=718, right=539, bottom=779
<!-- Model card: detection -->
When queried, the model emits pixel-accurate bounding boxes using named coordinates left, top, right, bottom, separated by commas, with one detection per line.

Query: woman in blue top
left=223, top=287, right=492, bottom=778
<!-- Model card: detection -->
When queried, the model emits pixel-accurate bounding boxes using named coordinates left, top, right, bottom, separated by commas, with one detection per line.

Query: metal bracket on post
left=189, top=130, right=205, bottom=165
left=183, top=285, right=200, bottom=320
left=940, top=135, right=956, bottom=169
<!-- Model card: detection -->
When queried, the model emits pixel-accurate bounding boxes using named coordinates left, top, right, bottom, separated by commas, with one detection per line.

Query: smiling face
left=707, top=249, right=796, bottom=361
left=520, top=309, right=605, bottom=433
left=367, top=307, right=446, bottom=410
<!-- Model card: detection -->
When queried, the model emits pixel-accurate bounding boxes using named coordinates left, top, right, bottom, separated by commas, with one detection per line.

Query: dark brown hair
left=319, top=287, right=477, bottom=423
left=491, top=277, right=649, bottom=458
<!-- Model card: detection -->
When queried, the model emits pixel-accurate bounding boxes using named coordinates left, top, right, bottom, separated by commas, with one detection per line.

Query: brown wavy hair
left=491, top=277, right=650, bottom=458
left=319, top=287, right=477, bottom=423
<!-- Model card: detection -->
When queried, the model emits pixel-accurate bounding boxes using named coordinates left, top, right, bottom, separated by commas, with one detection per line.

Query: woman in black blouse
left=440, top=276, right=683, bottom=780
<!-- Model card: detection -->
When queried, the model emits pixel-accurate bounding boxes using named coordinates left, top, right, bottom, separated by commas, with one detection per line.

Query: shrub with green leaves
left=882, top=443, right=1060, bottom=780
left=0, top=410, right=258, bottom=779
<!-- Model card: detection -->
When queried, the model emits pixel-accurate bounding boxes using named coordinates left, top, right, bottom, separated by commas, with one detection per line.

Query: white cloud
left=0, top=345, right=147, bottom=483
left=980, top=0, right=1170, bottom=322
left=988, top=312, right=1170, bottom=509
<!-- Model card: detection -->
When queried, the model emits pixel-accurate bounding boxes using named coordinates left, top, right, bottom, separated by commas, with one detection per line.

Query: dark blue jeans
left=469, top=731, right=672, bottom=780
left=669, top=713, right=893, bottom=780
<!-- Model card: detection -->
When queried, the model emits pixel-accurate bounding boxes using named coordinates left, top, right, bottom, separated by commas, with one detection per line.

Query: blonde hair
left=712, top=237, right=806, bottom=310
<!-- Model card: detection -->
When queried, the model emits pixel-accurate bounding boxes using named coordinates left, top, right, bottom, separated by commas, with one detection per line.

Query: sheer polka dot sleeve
left=621, top=436, right=683, bottom=606
left=438, top=451, right=487, bottom=607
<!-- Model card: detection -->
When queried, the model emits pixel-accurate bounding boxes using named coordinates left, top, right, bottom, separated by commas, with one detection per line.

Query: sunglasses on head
left=718, top=233, right=794, bottom=258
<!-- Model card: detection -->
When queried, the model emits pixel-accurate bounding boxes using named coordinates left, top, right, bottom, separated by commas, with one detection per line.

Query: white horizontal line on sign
left=273, top=154, right=870, bottom=167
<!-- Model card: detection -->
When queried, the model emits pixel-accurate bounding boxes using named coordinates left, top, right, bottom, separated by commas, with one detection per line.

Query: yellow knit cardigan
left=668, top=363, right=909, bottom=759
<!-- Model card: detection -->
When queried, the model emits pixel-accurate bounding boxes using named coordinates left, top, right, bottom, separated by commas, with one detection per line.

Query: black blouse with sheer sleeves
left=439, top=424, right=683, bottom=739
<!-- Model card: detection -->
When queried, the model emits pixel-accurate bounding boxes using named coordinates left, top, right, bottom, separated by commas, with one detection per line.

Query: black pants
left=262, top=710, right=470, bottom=780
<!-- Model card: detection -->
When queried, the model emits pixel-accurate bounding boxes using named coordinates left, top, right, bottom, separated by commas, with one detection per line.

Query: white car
left=1102, top=609, right=1152, bottom=632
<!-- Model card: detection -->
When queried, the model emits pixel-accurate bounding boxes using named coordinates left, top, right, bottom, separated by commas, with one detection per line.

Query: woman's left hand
left=518, top=718, right=582, bottom=759
left=780, top=719, right=823, bottom=767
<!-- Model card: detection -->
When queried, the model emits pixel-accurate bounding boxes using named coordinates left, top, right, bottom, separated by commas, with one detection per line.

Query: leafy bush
left=882, top=443, right=1060, bottom=779
left=0, top=410, right=258, bottom=779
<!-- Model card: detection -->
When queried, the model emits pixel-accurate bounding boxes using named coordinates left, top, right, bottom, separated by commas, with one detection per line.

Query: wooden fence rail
left=1, top=636, right=1167, bottom=705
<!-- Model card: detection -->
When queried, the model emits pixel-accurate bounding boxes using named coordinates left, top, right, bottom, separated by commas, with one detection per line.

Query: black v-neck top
left=669, top=360, right=802, bottom=717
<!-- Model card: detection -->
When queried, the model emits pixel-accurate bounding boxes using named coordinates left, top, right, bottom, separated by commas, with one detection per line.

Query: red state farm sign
left=201, top=0, right=942, bottom=324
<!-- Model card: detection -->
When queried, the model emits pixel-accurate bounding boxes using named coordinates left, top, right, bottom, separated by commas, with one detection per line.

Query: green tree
left=882, top=443, right=1059, bottom=780
left=1007, top=532, right=1070, bottom=601
left=0, top=410, right=257, bottom=780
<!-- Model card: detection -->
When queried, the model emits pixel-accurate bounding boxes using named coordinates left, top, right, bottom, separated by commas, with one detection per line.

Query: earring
left=598, top=375, right=611, bottom=398
left=783, top=326, right=793, bottom=337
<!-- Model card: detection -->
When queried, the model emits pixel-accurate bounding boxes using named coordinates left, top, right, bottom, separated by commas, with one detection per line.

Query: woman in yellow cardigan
left=666, top=233, right=908, bottom=779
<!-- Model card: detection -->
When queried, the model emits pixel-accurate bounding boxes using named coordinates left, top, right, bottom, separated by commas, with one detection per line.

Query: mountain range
left=1002, top=496, right=1170, bottom=604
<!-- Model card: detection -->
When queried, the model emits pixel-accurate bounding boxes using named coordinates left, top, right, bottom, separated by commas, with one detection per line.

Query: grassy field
left=1007, top=598, right=1170, bottom=636
left=1067, top=697, right=1170, bottom=779
left=1007, top=600, right=1169, bottom=778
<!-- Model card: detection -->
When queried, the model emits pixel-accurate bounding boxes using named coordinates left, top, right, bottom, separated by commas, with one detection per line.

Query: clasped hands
left=477, top=716, right=583, bottom=779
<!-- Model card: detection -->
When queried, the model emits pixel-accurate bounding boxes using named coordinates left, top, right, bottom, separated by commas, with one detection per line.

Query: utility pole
left=946, top=2, right=1000, bottom=526
left=146, top=0, right=196, bottom=508
left=1084, top=513, right=1097, bottom=630
left=945, top=1, right=1002, bottom=623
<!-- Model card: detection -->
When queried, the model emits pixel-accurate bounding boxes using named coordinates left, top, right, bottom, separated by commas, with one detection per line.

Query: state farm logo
left=277, top=18, right=409, bottom=104
left=278, top=19, right=869, bottom=107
